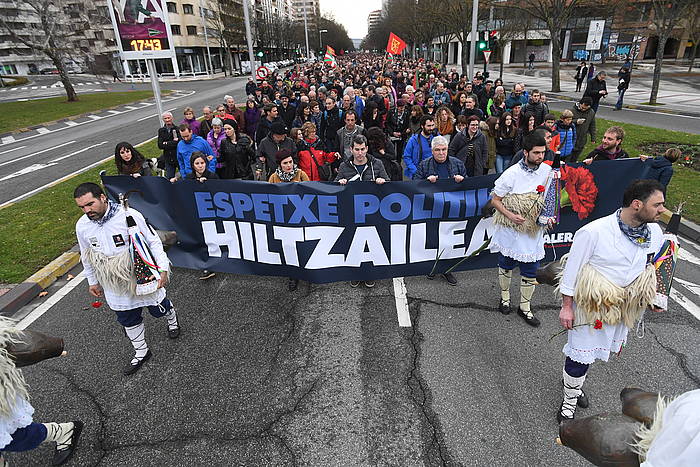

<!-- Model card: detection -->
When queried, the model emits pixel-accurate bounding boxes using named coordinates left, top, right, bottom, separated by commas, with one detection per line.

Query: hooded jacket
left=571, top=103, right=596, bottom=151
left=334, top=154, right=389, bottom=182
left=556, top=119, right=577, bottom=158
left=219, top=134, right=254, bottom=179
left=448, top=128, right=488, bottom=176
left=644, top=156, right=673, bottom=188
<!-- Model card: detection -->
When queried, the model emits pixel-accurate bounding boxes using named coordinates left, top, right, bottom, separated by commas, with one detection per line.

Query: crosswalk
left=0, top=80, right=111, bottom=93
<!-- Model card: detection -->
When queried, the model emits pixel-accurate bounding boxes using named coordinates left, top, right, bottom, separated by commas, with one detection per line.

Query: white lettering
left=409, top=223, right=437, bottom=263
left=273, top=226, right=305, bottom=266
left=254, top=223, right=281, bottom=265
left=390, top=224, right=407, bottom=265
left=304, top=226, right=345, bottom=269
left=237, top=222, right=256, bottom=261
left=201, top=221, right=240, bottom=259
left=438, top=220, right=467, bottom=259
left=345, top=226, right=390, bottom=267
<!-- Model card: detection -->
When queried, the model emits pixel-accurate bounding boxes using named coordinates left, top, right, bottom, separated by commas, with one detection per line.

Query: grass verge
left=0, top=116, right=698, bottom=283
left=0, top=139, right=160, bottom=284
left=0, top=91, right=168, bottom=133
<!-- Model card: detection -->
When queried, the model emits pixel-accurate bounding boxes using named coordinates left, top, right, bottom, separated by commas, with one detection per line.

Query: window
left=166, top=2, right=177, bottom=13
left=183, top=4, right=194, bottom=14
left=186, top=25, right=197, bottom=35
left=171, top=24, right=181, bottom=35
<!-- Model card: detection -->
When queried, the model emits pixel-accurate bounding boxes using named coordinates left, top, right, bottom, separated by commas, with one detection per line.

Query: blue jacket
left=505, top=92, right=527, bottom=110
left=354, top=95, right=365, bottom=119
left=431, top=90, right=451, bottom=107
left=403, top=132, right=436, bottom=179
left=556, top=120, right=577, bottom=157
left=177, top=135, right=215, bottom=177
left=413, top=156, right=467, bottom=180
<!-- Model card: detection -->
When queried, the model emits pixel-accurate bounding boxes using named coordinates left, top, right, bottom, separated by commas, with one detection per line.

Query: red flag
left=412, top=72, right=417, bottom=91
left=386, top=32, right=407, bottom=55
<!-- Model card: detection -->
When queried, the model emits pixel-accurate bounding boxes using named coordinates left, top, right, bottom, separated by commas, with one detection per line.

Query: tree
left=637, top=0, right=693, bottom=104
left=0, top=0, right=86, bottom=101
left=318, top=15, right=353, bottom=55
left=207, top=0, right=246, bottom=75
left=514, top=0, right=605, bottom=93
left=488, top=4, right=533, bottom=79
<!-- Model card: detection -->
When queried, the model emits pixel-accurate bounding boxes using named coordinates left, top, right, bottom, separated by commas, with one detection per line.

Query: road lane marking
left=36, top=127, right=51, bottom=134
left=17, top=272, right=86, bottom=330
left=1, top=136, right=16, bottom=144
left=393, top=277, right=411, bottom=327
left=0, top=162, right=58, bottom=181
left=0, top=145, right=26, bottom=155
left=670, top=289, right=700, bottom=322
left=49, top=141, right=108, bottom=162
left=675, top=278, right=700, bottom=297
left=64, top=120, right=78, bottom=126
left=0, top=135, right=156, bottom=209
left=0, top=140, right=76, bottom=167
left=137, top=107, right=176, bottom=121
left=87, top=115, right=102, bottom=120
left=679, top=248, right=700, bottom=267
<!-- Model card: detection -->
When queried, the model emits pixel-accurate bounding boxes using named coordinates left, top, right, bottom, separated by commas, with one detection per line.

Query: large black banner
left=103, top=160, right=647, bottom=283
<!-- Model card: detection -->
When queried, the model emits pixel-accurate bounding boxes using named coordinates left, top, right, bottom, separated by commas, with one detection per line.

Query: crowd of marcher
left=109, top=53, right=681, bottom=286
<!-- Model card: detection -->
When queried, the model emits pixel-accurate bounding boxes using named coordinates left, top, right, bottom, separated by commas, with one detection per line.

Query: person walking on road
left=614, top=65, right=631, bottom=111
left=528, top=52, right=536, bottom=70
left=574, top=61, right=588, bottom=92
left=157, top=111, right=180, bottom=179
left=556, top=179, right=666, bottom=422
left=489, top=133, right=552, bottom=327
left=570, top=97, right=596, bottom=163
left=268, top=149, right=310, bottom=291
left=74, top=182, right=180, bottom=375
left=583, top=71, right=607, bottom=113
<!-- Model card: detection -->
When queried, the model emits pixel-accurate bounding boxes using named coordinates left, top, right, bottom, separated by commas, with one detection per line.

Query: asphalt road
left=0, top=77, right=249, bottom=206
left=6, top=234, right=700, bottom=466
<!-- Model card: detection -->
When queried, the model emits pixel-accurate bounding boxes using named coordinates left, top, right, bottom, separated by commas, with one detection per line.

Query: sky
left=320, top=0, right=381, bottom=39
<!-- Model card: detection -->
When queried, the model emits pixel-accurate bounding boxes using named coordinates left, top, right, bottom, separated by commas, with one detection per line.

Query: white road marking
left=124, top=105, right=138, bottom=110
left=548, top=98, right=700, bottom=120
left=87, top=115, right=102, bottom=120
left=136, top=113, right=157, bottom=121
left=36, top=127, right=51, bottom=134
left=675, top=278, right=700, bottom=297
left=0, top=162, right=58, bottom=181
left=0, top=140, right=76, bottom=167
left=107, top=110, right=121, bottom=114
left=0, top=145, right=26, bottom=155
left=679, top=248, right=700, bottom=266
left=393, top=277, right=411, bottom=327
left=1, top=136, right=16, bottom=144
left=0, top=135, right=156, bottom=209
left=670, top=289, right=700, bottom=321
left=49, top=141, right=108, bottom=162
left=17, top=272, right=86, bottom=330
left=64, top=120, right=78, bottom=126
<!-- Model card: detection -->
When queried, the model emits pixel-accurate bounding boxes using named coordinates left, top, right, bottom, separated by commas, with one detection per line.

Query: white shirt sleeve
left=130, top=209, right=170, bottom=273
left=492, top=169, right=514, bottom=198
left=560, top=227, right=596, bottom=296
left=76, top=221, right=98, bottom=286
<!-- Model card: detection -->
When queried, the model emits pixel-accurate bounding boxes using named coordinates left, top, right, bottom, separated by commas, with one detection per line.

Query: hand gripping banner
left=102, top=160, right=649, bottom=283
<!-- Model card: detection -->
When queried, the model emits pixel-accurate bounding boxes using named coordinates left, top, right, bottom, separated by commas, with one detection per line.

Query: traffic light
left=478, top=40, right=487, bottom=50
left=257, top=51, right=263, bottom=57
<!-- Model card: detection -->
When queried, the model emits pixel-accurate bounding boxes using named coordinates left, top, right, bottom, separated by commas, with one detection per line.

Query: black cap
left=271, top=122, right=287, bottom=135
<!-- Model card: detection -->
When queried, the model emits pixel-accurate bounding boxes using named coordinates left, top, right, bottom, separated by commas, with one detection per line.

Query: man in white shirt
left=490, top=133, right=552, bottom=327
left=74, top=183, right=180, bottom=375
left=556, top=179, right=666, bottom=422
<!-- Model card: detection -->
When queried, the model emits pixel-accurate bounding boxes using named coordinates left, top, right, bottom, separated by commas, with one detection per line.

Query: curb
left=660, top=210, right=700, bottom=243
left=546, top=92, right=700, bottom=118
left=0, top=248, right=81, bottom=317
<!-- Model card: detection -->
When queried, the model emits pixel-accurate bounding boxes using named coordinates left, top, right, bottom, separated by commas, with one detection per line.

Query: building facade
left=367, top=9, right=381, bottom=35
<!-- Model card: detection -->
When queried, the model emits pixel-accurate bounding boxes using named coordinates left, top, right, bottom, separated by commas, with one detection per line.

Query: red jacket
left=297, top=138, right=337, bottom=181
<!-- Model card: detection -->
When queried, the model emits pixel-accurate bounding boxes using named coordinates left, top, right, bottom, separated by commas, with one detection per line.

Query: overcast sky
left=320, top=0, right=381, bottom=39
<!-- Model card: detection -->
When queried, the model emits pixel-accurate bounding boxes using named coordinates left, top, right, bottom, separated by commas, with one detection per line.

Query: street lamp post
left=302, top=2, right=310, bottom=61
left=469, top=0, right=479, bottom=79
left=242, top=0, right=256, bottom=82
left=319, top=29, right=328, bottom=55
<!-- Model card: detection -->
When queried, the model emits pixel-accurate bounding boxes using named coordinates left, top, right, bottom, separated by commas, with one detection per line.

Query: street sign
left=107, top=0, right=176, bottom=60
left=585, top=20, right=605, bottom=51
left=256, top=66, right=270, bottom=80
left=483, top=50, right=492, bottom=63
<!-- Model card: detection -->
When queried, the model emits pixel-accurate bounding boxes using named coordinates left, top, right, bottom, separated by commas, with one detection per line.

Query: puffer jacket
left=334, top=154, right=389, bottom=182
left=556, top=120, right=577, bottom=158
left=297, top=137, right=338, bottom=181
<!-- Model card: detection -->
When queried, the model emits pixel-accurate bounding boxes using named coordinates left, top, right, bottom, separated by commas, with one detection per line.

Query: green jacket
left=571, top=103, right=596, bottom=150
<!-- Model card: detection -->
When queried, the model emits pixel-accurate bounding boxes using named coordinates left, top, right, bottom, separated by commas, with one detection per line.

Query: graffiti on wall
left=608, top=44, right=640, bottom=61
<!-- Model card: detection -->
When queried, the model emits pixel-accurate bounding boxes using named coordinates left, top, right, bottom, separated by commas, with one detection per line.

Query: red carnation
left=593, top=319, right=603, bottom=329
left=91, top=301, right=103, bottom=308
left=560, top=165, right=599, bottom=220
left=536, top=185, right=545, bottom=193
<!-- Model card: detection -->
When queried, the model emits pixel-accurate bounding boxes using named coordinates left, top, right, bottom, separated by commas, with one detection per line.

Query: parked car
left=40, top=68, right=59, bottom=74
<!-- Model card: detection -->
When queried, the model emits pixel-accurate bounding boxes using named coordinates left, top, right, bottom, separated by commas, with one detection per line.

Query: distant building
left=367, top=9, right=381, bottom=35
left=291, top=0, right=320, bottom=29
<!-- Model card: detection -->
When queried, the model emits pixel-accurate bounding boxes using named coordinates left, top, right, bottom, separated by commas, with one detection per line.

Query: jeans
left=495, top=154, right=512, bottom=174
left=615, top=88, right=626, bottom=109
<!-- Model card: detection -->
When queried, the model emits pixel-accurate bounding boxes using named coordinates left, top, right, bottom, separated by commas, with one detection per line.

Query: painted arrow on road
left=0, top=163, right=58, bottom=182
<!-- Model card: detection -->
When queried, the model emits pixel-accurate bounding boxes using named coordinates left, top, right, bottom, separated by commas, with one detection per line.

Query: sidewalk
left=494, top=65, right=700, bottom=117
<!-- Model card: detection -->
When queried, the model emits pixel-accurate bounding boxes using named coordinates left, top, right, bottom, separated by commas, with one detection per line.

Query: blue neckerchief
left=616, top=209, right=651, bottom=249
left=93, top=201, right=119, bottom=227
left=519, top=158, right=538, bottom=174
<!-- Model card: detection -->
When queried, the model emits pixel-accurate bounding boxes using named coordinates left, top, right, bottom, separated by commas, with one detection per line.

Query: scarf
left=519, top=158, right=538, bottom=174
left=93, top=201, right=119, bottom=227
left=275, top=166, right=298, bottom=182
left=616, top=209, right=651, bottom=249
left=595, top=143, right=623, bottom=160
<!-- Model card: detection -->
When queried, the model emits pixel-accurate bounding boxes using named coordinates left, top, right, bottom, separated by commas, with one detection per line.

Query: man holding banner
left=489, top=133, right=552, bottom=327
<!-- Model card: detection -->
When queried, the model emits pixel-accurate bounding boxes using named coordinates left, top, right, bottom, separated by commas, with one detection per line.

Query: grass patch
left=0, top=91, right=168, bottom=133
left=573, top=115, right=700, bottom=222
left=0, top=140, right=161, bottom=284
